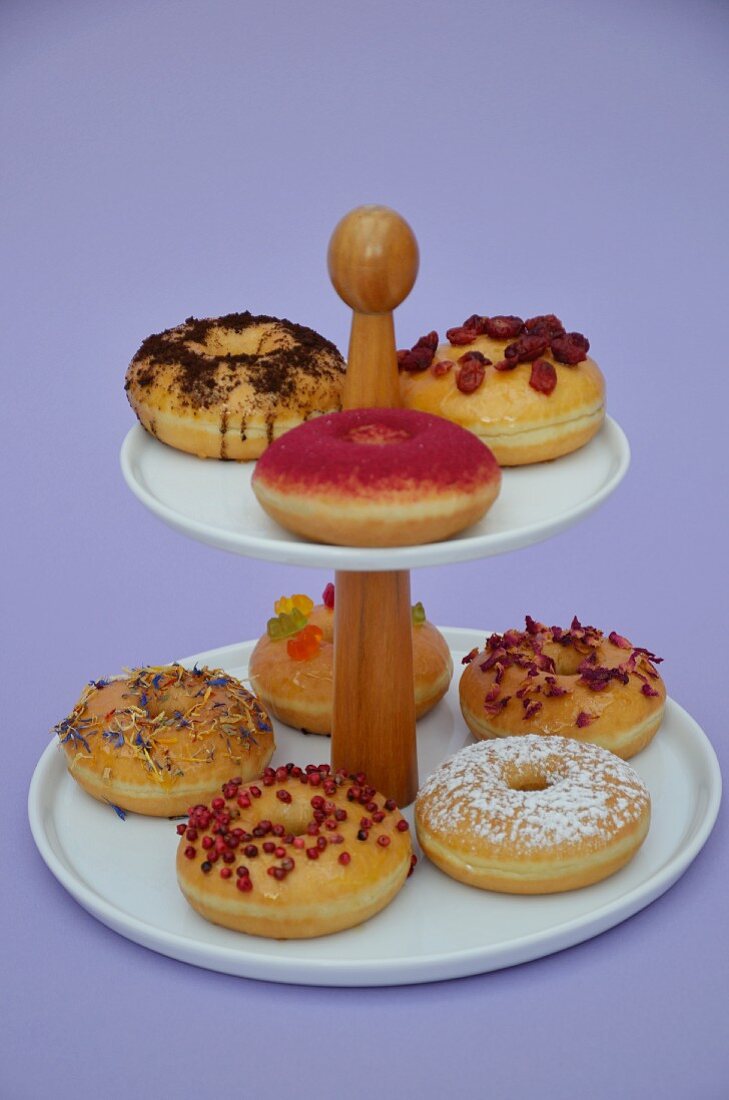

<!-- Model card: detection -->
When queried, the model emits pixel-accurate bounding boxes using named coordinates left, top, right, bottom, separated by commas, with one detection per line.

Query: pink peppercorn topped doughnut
left=397, top=313, right=605, bottom=465
left=176, top=763, right=415, bottom=938
left=459, top=617, right=665, bottom=759
left=251, top=406, right=501, bottom=547
left=415, top=735, right=651, bottom=894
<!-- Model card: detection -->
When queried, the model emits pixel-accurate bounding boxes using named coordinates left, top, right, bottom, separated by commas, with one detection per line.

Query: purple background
left=3, top=0, right=728, bottom=1096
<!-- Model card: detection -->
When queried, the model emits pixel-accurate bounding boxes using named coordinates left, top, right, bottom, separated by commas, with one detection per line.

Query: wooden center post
left=327, top=205, right=420, bottom=806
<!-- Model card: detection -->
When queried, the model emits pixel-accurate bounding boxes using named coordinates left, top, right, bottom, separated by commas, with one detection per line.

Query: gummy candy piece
left=274, top=594, right=314, bottom=617
left=411, top=601, right=426, bottom=626
left=287, top=624, right=323, bottom=661
left=322, top=582, right=335, bottom=610
left=267, top=606, right=310, bottom=640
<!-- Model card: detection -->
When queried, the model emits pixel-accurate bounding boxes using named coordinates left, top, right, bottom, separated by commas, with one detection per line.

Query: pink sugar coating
left=253, top=408, right=500, bottom=494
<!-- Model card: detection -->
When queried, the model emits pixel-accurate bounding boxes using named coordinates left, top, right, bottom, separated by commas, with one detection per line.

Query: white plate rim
left=119, top=418, right=630, bottom=571
left=28, top=627, right=722, bottom=987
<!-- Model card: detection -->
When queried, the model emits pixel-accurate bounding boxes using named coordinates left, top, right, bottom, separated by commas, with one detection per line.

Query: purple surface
left=3, top=0, right=728, bottom=1096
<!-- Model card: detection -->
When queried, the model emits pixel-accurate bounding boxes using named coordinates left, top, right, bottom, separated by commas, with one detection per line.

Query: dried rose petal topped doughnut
left=251, top=407, right=501, bottom=547
left=176, top=763, right=415, bottom=938
left=415, top=735, right=651, bottom=894
left=397, top=313, right=605, bottom=465
left=459, top=617, right=665, bottom=759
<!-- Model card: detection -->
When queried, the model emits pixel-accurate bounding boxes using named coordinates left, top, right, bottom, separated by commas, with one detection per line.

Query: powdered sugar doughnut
left=415, top=736, right=650, bottom=894
left=251, top=406, right=501, bottom=547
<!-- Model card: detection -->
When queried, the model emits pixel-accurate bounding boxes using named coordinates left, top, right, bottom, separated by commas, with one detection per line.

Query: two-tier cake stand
left=29, top=208, right=721, bottom=986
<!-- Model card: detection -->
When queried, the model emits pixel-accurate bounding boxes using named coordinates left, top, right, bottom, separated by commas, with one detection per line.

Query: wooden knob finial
left=328, top=205, right=419, bottom=315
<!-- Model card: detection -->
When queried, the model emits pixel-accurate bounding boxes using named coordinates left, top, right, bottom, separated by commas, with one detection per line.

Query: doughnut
left=251, top=407, right=502, bottom=547
left=176, top=763, right=415, bottom=938
left=125, top=311, right=345, bottom=460
left=415, top=735, right=651, bottom=893
left=53, top=665, right=275, bottom=816
left=397, top=313, right=605, bottom=465
left=248, top=587, right=454, bottom=734
left=459, top=617, right=665, bottom=759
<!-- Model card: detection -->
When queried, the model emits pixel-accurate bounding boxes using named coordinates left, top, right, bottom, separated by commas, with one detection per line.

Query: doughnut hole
left=254, top=802, right=317, bottom=836
left=542, top=643, right=584, bottom=676
left=344, top=423, right=411, bottom=445
left=505, top=765, right=550, bottom=793
left=201, top=324, right=271, bottom=357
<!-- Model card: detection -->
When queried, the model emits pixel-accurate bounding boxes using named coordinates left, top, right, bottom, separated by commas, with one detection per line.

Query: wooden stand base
left=331, top=569, right=418, bottom=806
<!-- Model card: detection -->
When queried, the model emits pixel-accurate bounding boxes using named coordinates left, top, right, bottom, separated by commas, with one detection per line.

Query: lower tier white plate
left=29, top=629, right=721, bottom=987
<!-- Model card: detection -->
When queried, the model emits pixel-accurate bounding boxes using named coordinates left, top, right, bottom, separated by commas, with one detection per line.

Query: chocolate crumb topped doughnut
left=397, top=313, right=605, bottom=465
left=415, top=736, right=651, bottom=894
left=459, top=617, right=665, bottom=759
left=125, top=311, right=346, bottom=460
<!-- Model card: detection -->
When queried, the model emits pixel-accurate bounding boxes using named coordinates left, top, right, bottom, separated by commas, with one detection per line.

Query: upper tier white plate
left=120, top=418, right=630, bottom=570
left=29, top=628, right=720, bottom=987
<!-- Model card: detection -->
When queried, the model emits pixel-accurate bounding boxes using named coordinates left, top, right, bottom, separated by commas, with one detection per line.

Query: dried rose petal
left=529, top=358, right=557, bottom=395
left=431, top=359, right=454, bottom=377
left=578, top=663, right=629, bottom=691
left=524, top=314, right=565, bottom=339
left=484, top=695, right=511, bottom=716
left=523, top=701, right=543, bottom=720
left=504, top=334, right=550, bottom=363
left=483, top=315, right=524, bottom=340
left=456, top=358, right=486, bottom=394
left=576, top=712, right=595, bottom=728
left=462, top=647, right=479, bottom=665
left=641, top=683, right=660, bottom=697
left=551, top=332, right=590, bottom=365
left=608, top=631, right=631, bottom=650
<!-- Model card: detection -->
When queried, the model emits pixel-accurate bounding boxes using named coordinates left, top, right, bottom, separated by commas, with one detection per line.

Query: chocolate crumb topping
left=127, top=311, right=345, bottom=411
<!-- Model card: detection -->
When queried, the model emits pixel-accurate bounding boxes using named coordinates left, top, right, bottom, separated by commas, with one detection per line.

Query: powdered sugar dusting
left=417, top=735, right=650, bottom=853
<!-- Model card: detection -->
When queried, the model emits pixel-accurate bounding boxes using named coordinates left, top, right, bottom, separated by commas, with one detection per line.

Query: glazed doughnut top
left=463, top=616, right=663, bottom=733
left=125, top=311, right=345, bottom=418
left=53, top=664, right=273, bottom=784
left=418, top=735, right=650, bottom=855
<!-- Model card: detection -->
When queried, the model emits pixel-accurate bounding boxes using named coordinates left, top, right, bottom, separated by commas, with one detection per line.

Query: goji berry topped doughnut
left=397, top=313, right=605, bottom=465
left=53, top=665, right=275, bottom=816
left=415, top=735, right=651, bottom=894
left=176, top=764, right=415, bottom=938
left=125, top=311, right=345, bottom=460
left=248, top=586, right=453, bottom=734
left=459, top=617, right=665, bottom=759
left=251, top=406, right=501, bottom=546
